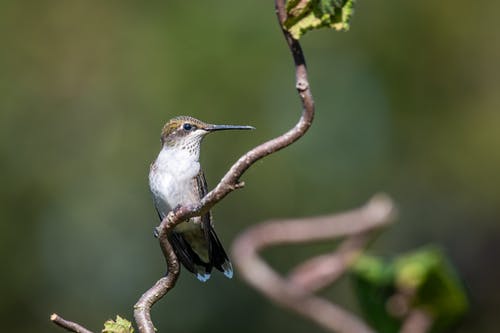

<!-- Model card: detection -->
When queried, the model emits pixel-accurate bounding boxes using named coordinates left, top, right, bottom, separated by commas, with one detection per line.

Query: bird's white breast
left=149, top=147, right=201, bottom=215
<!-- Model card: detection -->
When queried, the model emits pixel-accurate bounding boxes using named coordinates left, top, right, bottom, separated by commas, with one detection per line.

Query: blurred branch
left=400, top=309, right=433, bottom=333
left=288, top=234, right=373, bottom=293
left=50, top=313, right=93, bottom=333
left=232, top=195, right=397, bottom=333
left=132, top=0, right=315, bottom=332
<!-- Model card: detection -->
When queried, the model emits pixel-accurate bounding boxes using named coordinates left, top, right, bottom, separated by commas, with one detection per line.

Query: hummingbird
left=149, top=116, right=254, bottom=282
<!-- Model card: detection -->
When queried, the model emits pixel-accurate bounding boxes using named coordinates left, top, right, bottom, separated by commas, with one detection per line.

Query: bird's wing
left=195, top=170, right=212, bottom=226
left=161, top=171, right=214, bottom=280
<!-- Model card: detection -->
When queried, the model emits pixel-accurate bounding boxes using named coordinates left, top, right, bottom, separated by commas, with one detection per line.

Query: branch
left=133, top=0, right=315, bottom=332
left=133, top=237, right=180, bottom=333
left=231, top=195, right=396, bottom=333
left=50, top=314, right=94, bottom=333
left=53, top=0, right=315, bottom=331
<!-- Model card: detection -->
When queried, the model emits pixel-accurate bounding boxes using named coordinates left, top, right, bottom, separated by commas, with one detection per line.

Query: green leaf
left=284, top=0, right=356, bottom=39
left=102, top=315, right=135, bottom=333
left=350, top=246, right=469, bottom=333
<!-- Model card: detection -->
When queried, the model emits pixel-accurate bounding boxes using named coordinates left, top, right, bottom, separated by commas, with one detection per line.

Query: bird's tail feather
left=207, top=225, right=233, bottom=279
left=168, top=231, right=212, bottom=282
left=168, top=227, right=233, bottom=281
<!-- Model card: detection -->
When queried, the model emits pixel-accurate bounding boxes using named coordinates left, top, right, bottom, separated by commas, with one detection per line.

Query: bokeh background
left=1, top=1, right=499, bottom=332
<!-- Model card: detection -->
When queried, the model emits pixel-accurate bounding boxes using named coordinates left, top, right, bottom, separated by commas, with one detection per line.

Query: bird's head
left=160, top=116, right=254, bottom=153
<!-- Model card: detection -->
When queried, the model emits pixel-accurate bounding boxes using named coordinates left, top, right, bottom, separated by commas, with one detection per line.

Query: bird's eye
left=183, top=123, right=192, bottom=131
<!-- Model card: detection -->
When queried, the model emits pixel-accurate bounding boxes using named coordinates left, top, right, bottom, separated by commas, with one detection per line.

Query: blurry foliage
left=351, top=246, right=468, bottom=333
left=0, top=1, right=499, bottom=333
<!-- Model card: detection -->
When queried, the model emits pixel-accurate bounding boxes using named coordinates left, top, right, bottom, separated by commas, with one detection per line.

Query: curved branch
left=231, top=195, right=396, bottom=333
left=52, top=0, right=315, bottom=331
left=133, top=1, right=316, bottom=332
left=133, top=238, right=180, bottom=333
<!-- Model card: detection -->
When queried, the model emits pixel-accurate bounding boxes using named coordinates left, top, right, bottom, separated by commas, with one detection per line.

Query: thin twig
left=50, top=314, right=94, bottom=333
left=133, top=0, right=315, bottom=332
left=231, top=195, right=396, bottom=333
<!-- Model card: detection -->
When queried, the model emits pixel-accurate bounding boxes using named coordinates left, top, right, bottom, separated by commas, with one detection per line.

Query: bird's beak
left=205, top=124, right=255, bottom=132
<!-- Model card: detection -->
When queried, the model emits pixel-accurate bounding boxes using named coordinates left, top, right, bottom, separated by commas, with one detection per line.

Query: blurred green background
left=1, top=1, right=499, bottom=332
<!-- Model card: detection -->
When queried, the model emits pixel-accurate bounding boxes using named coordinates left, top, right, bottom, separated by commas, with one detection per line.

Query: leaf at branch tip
left=284, top=0, right=356, bottom=39
left=102, top=315, right=134, bottom=333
